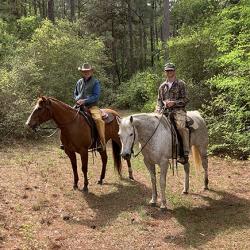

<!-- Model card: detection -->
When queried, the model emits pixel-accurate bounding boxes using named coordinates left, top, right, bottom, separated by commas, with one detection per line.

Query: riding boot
left=177, top=127, right=189, bottom=165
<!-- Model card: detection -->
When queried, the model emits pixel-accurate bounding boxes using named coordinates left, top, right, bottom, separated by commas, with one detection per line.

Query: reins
left=132, top=107, right=166, bottom=158
left=48, top=99, right=81, bottom=128
left=34, top=98, right=81, bottom=138
left=36, top=127, right=59, bottom=138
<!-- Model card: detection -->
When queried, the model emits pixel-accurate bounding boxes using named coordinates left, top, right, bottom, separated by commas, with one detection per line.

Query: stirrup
left=96, top=142, right=106, bottom=152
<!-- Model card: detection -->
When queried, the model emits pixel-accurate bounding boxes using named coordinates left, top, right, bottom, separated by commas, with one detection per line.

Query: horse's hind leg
left=199, top=146, right=209, bottom=190
left=65, top=150, right=78, bottom=190
left=98, top=150, right=108, bottom=185
left=126, top=159, right=134, bottom=180
left=80, top=150, right=89, bottom=192
left=144, top=159, right=157, bottom=206
left=182, top=162, right=190, bottom=194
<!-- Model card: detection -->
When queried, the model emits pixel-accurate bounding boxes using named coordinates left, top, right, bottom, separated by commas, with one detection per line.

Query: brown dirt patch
left=0, top=138, right=249, bottom=249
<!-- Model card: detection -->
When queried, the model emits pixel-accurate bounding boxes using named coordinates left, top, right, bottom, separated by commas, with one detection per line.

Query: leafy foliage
left=0, top=19, right=17, bottom=62
left=0, top=19, right=109, bottom=138
left=115, top=70, right=162, bottom=111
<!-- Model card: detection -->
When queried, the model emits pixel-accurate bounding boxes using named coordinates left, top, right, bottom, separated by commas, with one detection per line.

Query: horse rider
left=73, top=63, right=105, bottom=151
left=156, top=62, right=189, bottom=164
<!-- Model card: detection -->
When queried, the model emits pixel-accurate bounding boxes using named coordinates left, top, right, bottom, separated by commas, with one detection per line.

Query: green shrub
left=0, top=19, right=110, bottom=138
left=115, top=70, right=162, bottom=112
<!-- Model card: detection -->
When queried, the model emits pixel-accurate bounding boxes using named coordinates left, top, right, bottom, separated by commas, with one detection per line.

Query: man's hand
left=76, top=99, right=85, bottom=106
left=164, top=100, right=175, bottom=108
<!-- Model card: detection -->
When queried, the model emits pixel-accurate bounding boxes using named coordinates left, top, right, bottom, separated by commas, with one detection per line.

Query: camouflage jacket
left=156, top=79, right=189, bottom=112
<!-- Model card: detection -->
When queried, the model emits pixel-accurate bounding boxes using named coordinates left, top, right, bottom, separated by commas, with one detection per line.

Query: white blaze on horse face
left=119, top=118, right=135, bottom=156
left=25, top=103, right=39, bottom=126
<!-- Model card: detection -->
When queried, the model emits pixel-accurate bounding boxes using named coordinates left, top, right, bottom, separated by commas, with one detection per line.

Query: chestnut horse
left=26, top=96, right=133, bottom=191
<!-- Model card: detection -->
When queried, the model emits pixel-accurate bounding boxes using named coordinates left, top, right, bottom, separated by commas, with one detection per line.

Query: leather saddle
left=76, top=106, right=115, bottom=150
left=162, top=113, right=195, bottom=160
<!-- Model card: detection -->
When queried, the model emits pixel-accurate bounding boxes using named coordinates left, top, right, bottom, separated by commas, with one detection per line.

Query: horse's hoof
left=149, top=202, right=157, bottom=207
left=97, top=180, right=103, bottom=185
left=82, top=187, right=88, bottom=192
left=204, top=187, right=209, bottom=191
left=160, top=206, right=167, bottom=211
left=129, top=176, right=134, bottom=181
left=182, top=191, right=188, bottom=195
left=73, top=185, right=78, bottom=190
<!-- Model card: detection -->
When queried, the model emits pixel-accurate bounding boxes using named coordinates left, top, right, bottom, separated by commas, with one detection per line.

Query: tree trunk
left=154, top=0, right=159, bottom=60
left=40, top=0, right=47, bottom=19
left=139, top=20, right=144, bottom=70
left=111, top=17, right=121, bottom=85
left=48, top=0, right=55, bottom=22
left=70, top=0, right=75, bottom=21
left=162, top=0, right=170, bottom=60
left=77, top=0, right=81, bottom=18
left=162, top=0, right=170, bottom=41
left=10, top=0, right=21, bottom=18
left=63, top=0, right=67, bottom=19
left=143, top=23, right=147, bottom=68
left=127, top=0, right=134, bottom=76
left=150, top=0, right=155, bottom=66
left=23, top=0, right=28, bottom=16
left=33, top=0, right=37, bottom=15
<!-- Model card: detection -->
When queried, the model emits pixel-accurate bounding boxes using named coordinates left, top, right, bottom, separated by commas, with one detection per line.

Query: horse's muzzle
left=26, top=122, right=38, bottom=132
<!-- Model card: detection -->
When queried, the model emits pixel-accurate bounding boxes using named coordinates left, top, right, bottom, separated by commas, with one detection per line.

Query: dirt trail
left=0, top=139, right=249, bottom=249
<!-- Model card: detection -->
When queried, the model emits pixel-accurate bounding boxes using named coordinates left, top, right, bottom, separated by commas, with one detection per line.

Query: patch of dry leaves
left=0, top=139, right=249, bottom=249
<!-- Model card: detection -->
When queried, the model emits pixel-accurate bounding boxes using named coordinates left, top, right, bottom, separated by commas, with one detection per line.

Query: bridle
left=130, top=109, right=165, bottom=158
left=34, top=98, right=80, bottom=136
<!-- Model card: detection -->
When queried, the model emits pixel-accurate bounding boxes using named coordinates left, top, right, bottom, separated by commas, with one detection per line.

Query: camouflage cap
left=78, top=63, right=94, bottom=71
left=164, top=62, right=176, bottom=71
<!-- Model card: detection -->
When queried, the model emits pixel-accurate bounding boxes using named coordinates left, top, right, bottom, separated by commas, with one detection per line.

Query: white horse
left=117, top=111, right=209, bottom=210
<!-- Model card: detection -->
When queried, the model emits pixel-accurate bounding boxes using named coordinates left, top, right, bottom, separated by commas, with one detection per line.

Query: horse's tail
left=191, top=145, right=202, bottom=172
left=111, top=140, right=122, bottom=176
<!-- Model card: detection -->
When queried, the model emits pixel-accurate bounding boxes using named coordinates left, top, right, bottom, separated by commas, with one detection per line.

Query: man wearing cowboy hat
left=74, top=63, right=105, bottom=151
left=156, top=62, right=189, bottom=164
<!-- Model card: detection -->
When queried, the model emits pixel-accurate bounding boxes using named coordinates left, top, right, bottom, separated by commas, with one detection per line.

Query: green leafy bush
left=115, top=70, right=162, bottom=112
left=0, top=19, right=17, bottom=62
left=0, top=20, right=110, bottom=138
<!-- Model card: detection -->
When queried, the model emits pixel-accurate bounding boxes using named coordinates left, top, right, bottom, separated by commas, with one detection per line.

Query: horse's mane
left=127, top=113, right=160, bottom=121
left=37, top=96, right=76, bottom=112
left=47, top=97, right=74, bottom=109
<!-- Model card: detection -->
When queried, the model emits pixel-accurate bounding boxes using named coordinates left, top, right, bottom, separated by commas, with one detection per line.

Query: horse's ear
left=116, top=116, right=121, bottom=125
left=41, top=96, right=47, bottom=102
left=46, top=98, right=51, bottom=106
left=130, top=116, right=133, bottom=124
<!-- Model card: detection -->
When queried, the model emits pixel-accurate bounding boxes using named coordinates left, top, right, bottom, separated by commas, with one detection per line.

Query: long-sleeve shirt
left=156, top=79, right=189, bottom=112
left=73, top=77, right=101, bottom=107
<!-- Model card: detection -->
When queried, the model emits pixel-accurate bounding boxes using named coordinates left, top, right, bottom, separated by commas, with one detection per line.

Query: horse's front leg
left=126, top=159, right=134, bottom=180
left=98, top=150, right=108, bottom=185
left=183, top=162, right=190, bottom=194
left=65, top=150, right=78, bottom=190
left=80, top=150, right=89, bottom=192
left=159, top=161, right=168, bottom=210
left=144, top=159, right=157, bottom=206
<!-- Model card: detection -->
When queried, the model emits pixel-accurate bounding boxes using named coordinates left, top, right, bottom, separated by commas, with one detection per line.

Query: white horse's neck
left=133, top=113, right=170, bottom=144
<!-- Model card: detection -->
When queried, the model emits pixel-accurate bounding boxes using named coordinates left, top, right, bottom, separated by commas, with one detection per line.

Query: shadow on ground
left=69, top=180, right=152, bottom=228
left=164, top=189, right=250, bottom=248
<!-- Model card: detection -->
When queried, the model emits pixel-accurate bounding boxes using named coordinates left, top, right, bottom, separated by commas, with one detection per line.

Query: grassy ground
left=0, top=137, right=249, bottom=249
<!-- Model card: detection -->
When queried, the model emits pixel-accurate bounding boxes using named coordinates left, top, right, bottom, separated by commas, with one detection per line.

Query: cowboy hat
left=78, top=63, right=94, bottom=71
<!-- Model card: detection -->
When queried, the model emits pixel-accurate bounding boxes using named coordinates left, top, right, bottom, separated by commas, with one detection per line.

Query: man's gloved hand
left=76, top=99, right=85, bottom=106
left=163, top=100, right=175, bottom=108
